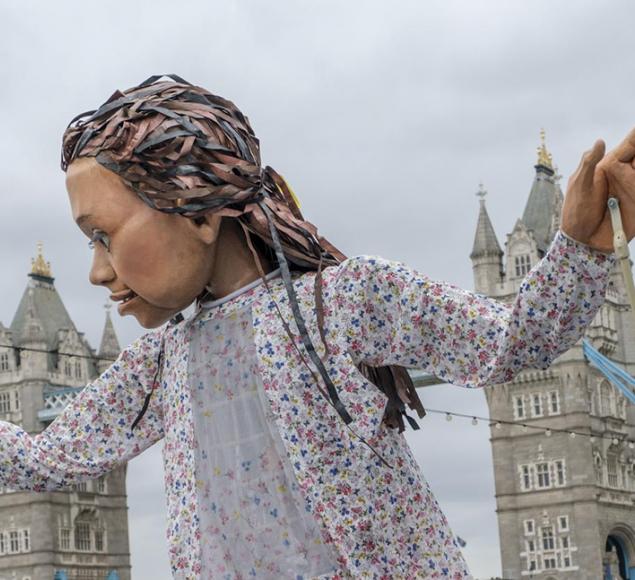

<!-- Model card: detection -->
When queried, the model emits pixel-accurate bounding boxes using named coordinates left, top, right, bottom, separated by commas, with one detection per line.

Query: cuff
left=549, top=230, right=616, bottom=279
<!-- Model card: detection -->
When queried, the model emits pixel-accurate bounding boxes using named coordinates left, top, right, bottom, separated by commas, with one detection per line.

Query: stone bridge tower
left=470, top=132, right=635, bottom=579
left=0, top=245, right=130, bottom=580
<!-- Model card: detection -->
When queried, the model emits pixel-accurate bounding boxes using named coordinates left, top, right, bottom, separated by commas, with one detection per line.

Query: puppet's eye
left=88, top=230, right=111, bottom=252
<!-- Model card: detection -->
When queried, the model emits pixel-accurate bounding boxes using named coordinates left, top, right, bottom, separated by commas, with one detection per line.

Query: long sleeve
left=0, top=330, right=165, bottom=492
left=332, top=230, right=614, bottom=387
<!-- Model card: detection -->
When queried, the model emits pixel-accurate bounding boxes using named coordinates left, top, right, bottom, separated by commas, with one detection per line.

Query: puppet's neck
left=204, top=219, right=274, bottom=300
left=203, top=267, right=281, bottom=308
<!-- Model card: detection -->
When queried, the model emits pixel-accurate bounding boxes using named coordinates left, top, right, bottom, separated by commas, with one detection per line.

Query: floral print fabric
left=0, top=231, right=614, bottom=579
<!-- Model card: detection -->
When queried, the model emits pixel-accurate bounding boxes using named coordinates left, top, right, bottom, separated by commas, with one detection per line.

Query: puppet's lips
left=117, top=294, right=140, bottom=315
left=110, top=289, right=137, bottom=303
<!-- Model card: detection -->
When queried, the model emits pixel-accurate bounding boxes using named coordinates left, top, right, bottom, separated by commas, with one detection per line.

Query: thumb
left=580, top=139, right=606, bottom=189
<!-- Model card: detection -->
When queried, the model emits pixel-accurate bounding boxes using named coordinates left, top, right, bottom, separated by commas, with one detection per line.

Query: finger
left=592, top=163, right=609, bottom=200
left=612, top=126, right=635, bottom=163
left=580, top=139, right=606, bottom=189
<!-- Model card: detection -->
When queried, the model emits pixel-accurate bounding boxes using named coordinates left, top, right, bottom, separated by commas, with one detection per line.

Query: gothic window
left=528, top=559, right=537, bottom=571
left=532, top=393, right=543, bottom=417
left=0, top=352, right=9, bottom=371
left=514, top=395, right=525, bottom=419
left=524, top=519, right=535, bottom=535
left=600, top=381, right=614, bottom=416
left=21, top=530, right=29, bottom=552
left=554, top=460, right=566, bottom=486
left=527, top=539, right=535, bottom=552
left=561, top=535, right=569, bottom=549
left=541, top=526, right=555, bottom=550
left=74, top=522, right=91, bottom=551
left=73, top=481, right=89, bottom=492
left=94, top=529, right=104, bottom=552
left=594, top=452, right=604, bottom=484
left=9, top=531, right=19, bottom=553
left=548, top=390, right=560, bottom=415
left=59, top=528, right=71, bottom=550
left=12, top=391, right=19, bottom=411
left=64, top=359, right=72, bottom=377
left=515, top=255, right=531, bottom=277
left=97, top=475, right=107, bottom=494
left=558, top=515, right=569, bottom=532
left=74, top=360, right=82, bottom=380
left=0, top=532, right=5, bottom=554
left=544, top=555, right=557, bottom=569
left=0, top=392, right=11, bottom=413
left=519, top=460, right=566, bottom=492
left=520, top=465, right=533, bottom=491
left=536, top=463, right=550, bottom=488
left=607, top=453, right=618, bottom=487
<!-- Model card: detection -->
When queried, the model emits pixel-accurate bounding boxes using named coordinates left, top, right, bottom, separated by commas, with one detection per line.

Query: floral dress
left=0, top=231, right=614, bottom=579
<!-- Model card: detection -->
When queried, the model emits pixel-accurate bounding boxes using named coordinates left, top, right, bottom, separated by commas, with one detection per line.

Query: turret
left=520, top=129, right=563, bottom=255
left=10, top=243, right=79, bottom=378
left=470, top=182, right=503, bottom=295
left=97, top=304, right=121, bottom=374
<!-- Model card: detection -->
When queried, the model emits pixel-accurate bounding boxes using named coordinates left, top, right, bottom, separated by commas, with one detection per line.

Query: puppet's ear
left=183, top=212, right=223, bottom=246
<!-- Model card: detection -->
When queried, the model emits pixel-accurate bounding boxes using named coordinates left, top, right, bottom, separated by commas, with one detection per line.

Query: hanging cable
left=0, top=342, right=117, bottom=364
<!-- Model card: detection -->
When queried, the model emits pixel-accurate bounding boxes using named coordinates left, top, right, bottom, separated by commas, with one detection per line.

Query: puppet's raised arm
left=0, top=330, right=164, bottom=492
left=333, top=231, right=614, bottom=387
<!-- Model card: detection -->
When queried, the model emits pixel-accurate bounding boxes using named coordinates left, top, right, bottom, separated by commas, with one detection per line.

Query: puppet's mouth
left=110, top=289, right=138, bottom=304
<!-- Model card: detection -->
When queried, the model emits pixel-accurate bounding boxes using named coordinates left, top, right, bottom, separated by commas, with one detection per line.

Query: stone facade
left=0, top=247, right=130, bottom=580
left=471, top=136, right=635, bottom=580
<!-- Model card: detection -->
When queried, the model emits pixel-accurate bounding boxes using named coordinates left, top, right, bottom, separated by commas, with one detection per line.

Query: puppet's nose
left=89, top=247, right=116, bottom=287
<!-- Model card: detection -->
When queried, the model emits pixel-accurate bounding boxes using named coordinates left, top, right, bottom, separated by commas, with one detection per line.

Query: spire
left=536, top=128, right=554, bottom=172
left=30, top=241, right=54, bottom=282
left=18, top=288, right=46, bottom=345
left=98, top=304, right=120, bottom=360
left=470, top=183, right=503, bottom=259
left=11, top=247, right=76, bottom=350
left=522, top=130, right=563, bottom=254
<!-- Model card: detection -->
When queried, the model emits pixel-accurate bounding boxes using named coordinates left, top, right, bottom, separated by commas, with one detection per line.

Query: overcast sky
left=1, top=1, right=634, bottom=578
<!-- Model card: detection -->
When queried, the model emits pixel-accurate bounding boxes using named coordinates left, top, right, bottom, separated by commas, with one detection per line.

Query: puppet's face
left=66, top=157, right=221, bottom=328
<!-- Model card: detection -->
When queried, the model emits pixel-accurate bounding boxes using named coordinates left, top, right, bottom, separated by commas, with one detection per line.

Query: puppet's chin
left=119, top=296, right=182, bottom=329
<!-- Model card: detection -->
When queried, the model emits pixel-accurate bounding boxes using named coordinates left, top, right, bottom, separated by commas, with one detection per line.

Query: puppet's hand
left=561, top=128, right=635, bottom=253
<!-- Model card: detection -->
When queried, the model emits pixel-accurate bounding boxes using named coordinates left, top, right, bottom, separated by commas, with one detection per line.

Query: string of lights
left=1, top=343, right=634, bottom=448
left=424, top=407, right=635, bottom=449
left=0, top=342, right=117, bottom=364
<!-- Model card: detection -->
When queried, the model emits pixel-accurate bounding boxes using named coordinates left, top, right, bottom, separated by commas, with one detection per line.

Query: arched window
left=600, top=382, right=612, bottom=416
left=0, top=392, right=11, bottom=414
left=0, top=352, right=9, bottom=372
left=74, top=521, right=91, bottom=551
left=74, top=360, right=82, bottom=380
left=515, top=255, right=531, bottom=277
left=594, top=452, right=604, bottom=485
left=607, top=453, right=618, bottom=488
left=73, top=511, right=106, bottom=553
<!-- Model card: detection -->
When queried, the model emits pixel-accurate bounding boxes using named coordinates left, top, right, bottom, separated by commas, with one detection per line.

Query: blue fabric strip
left=583, top=339, right=635, bottom=405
